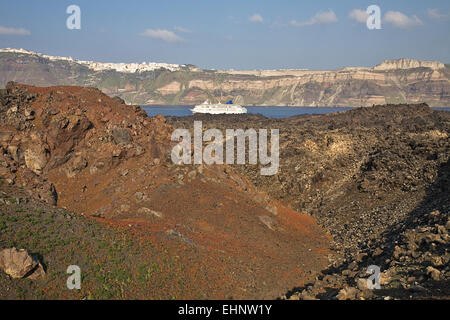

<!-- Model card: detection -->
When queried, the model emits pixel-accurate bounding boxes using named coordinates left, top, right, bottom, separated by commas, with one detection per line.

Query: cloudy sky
left=0, top=0, right=449, bottom=70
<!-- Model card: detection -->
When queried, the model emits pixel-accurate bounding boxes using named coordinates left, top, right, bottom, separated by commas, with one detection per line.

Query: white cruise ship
left=191, top=100, right=247, bottom=114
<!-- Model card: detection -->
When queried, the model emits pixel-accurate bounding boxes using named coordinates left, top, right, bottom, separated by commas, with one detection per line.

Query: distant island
left=0, top=48, right=449, bottom=107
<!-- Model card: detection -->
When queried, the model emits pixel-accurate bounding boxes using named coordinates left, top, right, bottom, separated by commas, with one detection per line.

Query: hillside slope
left=0, top=82, right=329, bottom=299
left=168, top=104, right=450, bottom=299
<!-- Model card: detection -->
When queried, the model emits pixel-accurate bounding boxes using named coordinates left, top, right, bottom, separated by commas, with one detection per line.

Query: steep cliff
left=374, top=58, right=445, bottom=71
left=0, top=50, right=449, bottom=107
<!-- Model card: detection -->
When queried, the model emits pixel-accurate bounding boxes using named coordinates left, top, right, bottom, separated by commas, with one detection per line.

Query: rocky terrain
left=0, top=82, right=329, bottom=299
left=0, top=49, right=449, bottom=107
left=167, top=104, right=450, bottom=299
left=0, top=81, right=448, bottom=300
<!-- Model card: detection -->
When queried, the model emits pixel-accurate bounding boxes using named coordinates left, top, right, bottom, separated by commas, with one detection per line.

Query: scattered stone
left=356, top=278, right=368, bottom=291
left=166, top=229, right=196, bottom=247
left=137, top=207, right=163, bottom=218
left=393, top=246, right=404, bottom=259
left=430, top=256, right=443, bottom=267
left=24, top=109, right=35, bottom=120
left=336, top=287, right=359, bottom=300
left=380, top=271, right=392, bottom=285
left=426, top=266, right=441, bottom=281
left=437, top=225, right=447, bottom=235
left=187, top=170, right=197, bottom=179
left=258, top=215, right=277, bottom=231
left=111, top=128, right=132, bottom=145
left=134, top=191, right=144, bottom=201
left=120, top=204, right=130, bottom=213
left=372, top=247, right=383, bottom=256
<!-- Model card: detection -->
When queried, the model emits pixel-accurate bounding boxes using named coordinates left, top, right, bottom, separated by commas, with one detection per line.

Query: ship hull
left=191, top=104, right=247, bottom=115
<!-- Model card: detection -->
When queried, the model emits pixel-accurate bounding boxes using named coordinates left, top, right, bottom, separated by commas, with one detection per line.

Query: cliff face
left=0, top=51, right=449, bottom=107
left=374, top=58, right=445, bottom=71
left=187, top=67, right=449, bottom=107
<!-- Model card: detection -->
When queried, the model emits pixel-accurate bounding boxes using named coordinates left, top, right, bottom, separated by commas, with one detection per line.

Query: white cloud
left=249, top=14, right=263, bottom=23
left=384, top=11, right=423, bottom=29
left=0, top=26, right=30, bottom=36
left=349, top=9, right=369, bottom=23
left=140, top=29, right=183, bottom=43
left=291, top=10, right=338, bottom=27
left=427, top=8, right=449, bottom=21
left=225, top=35, right=233, bottom=41
left=173, top=26, right=191, bottom=33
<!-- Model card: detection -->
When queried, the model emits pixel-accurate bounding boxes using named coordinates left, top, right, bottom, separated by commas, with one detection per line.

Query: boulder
left=426, top=266, right=441, bottom=281
left=0, top=248, right=45, bottom=279
left=112, top=128, right=132, bottom=145
left=24, top=147, right=48, bottom=175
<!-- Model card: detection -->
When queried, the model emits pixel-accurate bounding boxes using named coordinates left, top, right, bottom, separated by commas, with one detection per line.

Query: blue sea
left=142, top=105, right=450, bottom=119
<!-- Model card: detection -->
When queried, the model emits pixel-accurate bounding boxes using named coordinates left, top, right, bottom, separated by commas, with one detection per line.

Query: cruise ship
left=191, top=100, right=247, bottom=114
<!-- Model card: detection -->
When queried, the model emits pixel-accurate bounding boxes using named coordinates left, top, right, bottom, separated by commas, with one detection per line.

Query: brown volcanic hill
left=0, top=82, right=330, bottom=299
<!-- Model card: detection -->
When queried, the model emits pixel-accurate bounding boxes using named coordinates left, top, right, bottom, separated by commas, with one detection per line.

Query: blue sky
left=0, top=0, right=449, bottom=70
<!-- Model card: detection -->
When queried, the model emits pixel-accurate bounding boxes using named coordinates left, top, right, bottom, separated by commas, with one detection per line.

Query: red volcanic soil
left=0, top=82, right=330, bottom=299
